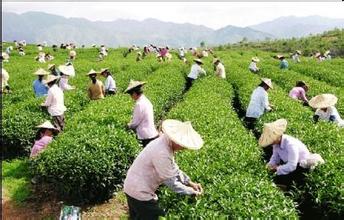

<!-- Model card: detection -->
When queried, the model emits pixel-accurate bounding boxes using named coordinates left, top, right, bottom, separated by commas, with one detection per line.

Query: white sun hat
left=86, top=69, right=98, bottom=76
left=33, top=68, right=49, bottom=76
left=259, top=119, right=287, bottom=147
left=252, top=57, right=260, bottom=62
left=100, top=68, right=109, bottom=73
left=309, top=94, right=338, bottom=109
left=36, top=120, right=58, bottom=130
left=58, top=65, right=72, bottom=76
left=261, top=78, right=273, bottom=89
left=125, top=80, right=146, bottom=93
left=47, top=64, right=56, bottom=70
left=43, top=75, right=60, bottom=84
left=213, top=58, right=220, bottom=64
left=162, top=119, right=204, bottom=150
left=193, top=58, right=203, bottom=64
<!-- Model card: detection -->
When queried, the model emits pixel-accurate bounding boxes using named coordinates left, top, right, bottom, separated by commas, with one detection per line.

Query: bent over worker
left=126, top=80, right=159, bottom=147
left=259, top=119, right=324, bottom=190
left=124, top=119, right=204, bottom=220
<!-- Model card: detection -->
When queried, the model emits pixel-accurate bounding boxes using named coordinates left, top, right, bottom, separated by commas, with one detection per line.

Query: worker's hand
left=189, top=182, right=203, bottom=194
left=267, top=164, right=277, bottom=172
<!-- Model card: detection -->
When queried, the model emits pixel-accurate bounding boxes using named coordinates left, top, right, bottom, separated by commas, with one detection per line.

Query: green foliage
left=159, top=77, right=298, bottom=218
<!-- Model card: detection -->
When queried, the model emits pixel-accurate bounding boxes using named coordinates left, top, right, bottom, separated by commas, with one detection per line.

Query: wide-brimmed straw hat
left=324, top=50, right=330, bottom=56
left=296, top=50, right=302, bottom=55
left=43, top=75, right=60, bottom=84
left=125, top=80, right=146, bottom=93
left=259, top=119, right=287, bottom=147
left=100, top=68, right=109, bottom=74
left=252, top=57, right=260, bottom=62
left=261, top=78, right=273, bottom=89
left=48, top=64, right=56, bottom=70
left=86, top=69, right=98, bottom=76
left=213, top=58, right=220, bottom=64
left=309, top=94, right=338, bottom=109
left=276, top=54, right=285, bottom=59
left=58, top=65, right=72, bottom=76
left=194, top=58, right=203, bottom=64
left=33, top=68, right=49, bottom=76
left=315, top=52, right=321, bottom=58
left=36, top=120, right=58, bottom=131
left=162, top=119, right=203, bottom=150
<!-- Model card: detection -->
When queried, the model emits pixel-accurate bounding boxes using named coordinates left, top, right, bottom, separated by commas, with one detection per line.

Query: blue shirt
left=280, top=59, right=289, bottom=69
left=33, top=79, right=48, bottom=97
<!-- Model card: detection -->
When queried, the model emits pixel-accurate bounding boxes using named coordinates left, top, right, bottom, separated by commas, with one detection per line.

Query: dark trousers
left=273, top=165, right=309, bottom=189
left=126, top=194, right=165, bottom=220
left=184, top=77, right=194, bottom=92
left=52, top=114, right=65, bottom=132
left=139, top=136, right=158, bottom=148
left=106, top=90, right=116, bottom=96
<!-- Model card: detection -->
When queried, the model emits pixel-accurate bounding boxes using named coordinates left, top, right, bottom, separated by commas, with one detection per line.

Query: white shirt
left=268, top=135, right=311, bottom=175
left=179, top=49, right=185, bottom=57
left=124, top=134, right=196, bottom=201
left=292, top=54, right=300, bottom=63
left=104, top=75, right=116, bottom=92
left=129, top=95, right=159, bottom=140
left=43, top=84, right=66, bottom=116
left=187, top=64, right=206, bottom=79
left=315, top=106, right=344, bottom=127
left=215, top=63, right=226, bottom=79
left=249, top=62, right=258, bottom=71
left=2, top=68, right=9, bottom=88
left=246, top=86, right=271, bottom=118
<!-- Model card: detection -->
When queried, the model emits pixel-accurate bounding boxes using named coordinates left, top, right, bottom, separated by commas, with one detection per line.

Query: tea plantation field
left=2, top=43, right=343, bottom=218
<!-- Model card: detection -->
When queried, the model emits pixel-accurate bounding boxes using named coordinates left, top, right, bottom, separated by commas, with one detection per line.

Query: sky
left=3, top=2, right=344, bottom=29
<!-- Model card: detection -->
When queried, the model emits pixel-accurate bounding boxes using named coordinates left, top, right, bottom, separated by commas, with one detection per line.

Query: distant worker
left=213, top=58, right=226, bottom=79
left=259, top=119, right=324, bottom=190
left=136, top=52, right=143, bottom=62
left=30, top=121, right=58, bottom=158
left=178, top=47, right=187, bottom=63
left=245, top=78, right=273, bottom=140
left=37, top=44, right=43, bottom=51
left=309, top=94, right=344, bottom=128
left=100, top=68, right=117, bottom=95
left=292, top=50, right=301, bottom=63
left=64, top=62, right=75, bottom=77
left=324, top=50, right=332, bottom=60
left=1, top=68, right=11, bottom=94
left=125, top=80, right=159, bottom=147
left=184, top=59, right=206, bottom=92
left=5, top=46, right=13, bottom=55
left=100, top=45, right=108, bottom=57
left=18, top=47, right=25, bottom=56
left=36, top=52, right=46, bottom=63
left=249, top=57, right=260, bottom=73
left=87, top=69, right=105, bottom=100
left=124, top=119, right=204, bottom=219
left=314, top=52, right=325, bottom=62
left=289, top=81, right=309, bottom=106
left=69, top=50, right=77, bottom=60
left=58, top=65, right=75, bottom=91
left=277, top=55, right=288, bottom=69
left=1, top=52, right=10, bottom=62
left=33, top=68, right=49, bottom=97
left=45, top=53, right=54, bottom=62
left=48, top=64, right=60, bottom=76
left=41, top=75, right=67, bottom=132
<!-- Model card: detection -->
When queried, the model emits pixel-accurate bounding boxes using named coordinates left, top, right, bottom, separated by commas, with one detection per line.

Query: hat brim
left=125, top=83, right=145, bottom=93
left=162, top=120, right=203, bottom=150
left=309, top=95, right=338, bottom=109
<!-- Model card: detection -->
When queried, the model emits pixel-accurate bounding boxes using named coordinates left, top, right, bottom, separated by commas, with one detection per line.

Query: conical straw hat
left=125, top=80, right=146, bottom=93
left=86, top=69, right=98, bottom=76
left=252, top=57, right=260, bottom=62
left=100, top=68, right=109, bottom=73
left=193, top=58, right=203, bottom=64
left=47, top=64, right=56, bottom=70
left=36, top=120, right=58, bottom=130
left=58, top=65, right=72, bottom=76
left=162, top=119, right=203, bottom=150
left=33, top=68, right=49, bottom=76
left=261, top=78, right=273, bottom=89
left=309, top=94, right=338, bottom=109
left=43, top=75, right=59, bottom=84
left=259, top=119, right=287, bottom=147
left=213, top=58, right=220, bottom=64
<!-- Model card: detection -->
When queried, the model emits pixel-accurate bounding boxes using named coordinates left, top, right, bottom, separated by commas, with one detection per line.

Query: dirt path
left=2, top=186, right=128, bottom=220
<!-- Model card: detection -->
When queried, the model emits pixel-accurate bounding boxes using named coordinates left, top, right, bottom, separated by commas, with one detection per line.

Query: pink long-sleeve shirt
left=128, top=94, right=158, bottom=140
left=289, top=87, right=308, bottom=102
left=30, top=136, right=53, bottom=157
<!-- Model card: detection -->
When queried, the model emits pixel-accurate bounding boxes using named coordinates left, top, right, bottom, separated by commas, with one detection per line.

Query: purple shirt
left=289, top=87, right=308, bottom=102
left=268, top=135, right=310, bottom=175
left=30, top=136, right=53, bottom=157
